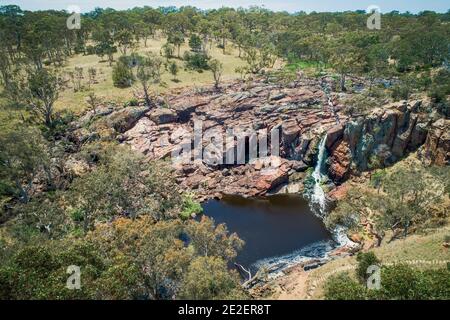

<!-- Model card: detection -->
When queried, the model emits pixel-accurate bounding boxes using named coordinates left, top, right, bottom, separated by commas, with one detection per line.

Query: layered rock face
left=420, top=118, right=450, bottom=166
left=119, top=79, right=444, bottom=200
left=123, top=79, right=343, bottom=200
left=327, top=100, right=432, bottom=182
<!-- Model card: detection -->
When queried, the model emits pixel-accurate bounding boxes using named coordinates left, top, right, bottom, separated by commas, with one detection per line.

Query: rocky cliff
left=102, top=78, right=448, bottom=200
left=327, top=100, right=432, bottom=182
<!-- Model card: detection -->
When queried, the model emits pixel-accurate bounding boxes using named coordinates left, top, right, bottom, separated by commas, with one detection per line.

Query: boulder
left=343, top=118, right=363, bottom=153
left=149, top=108, right=178, bottom=124
left=269, top=92, right=287, bottom=101
left=106, top=106, right=148, bottom=133
left=282, top=120, right=300, bottom=145
left=254, top=167, right=289, bottom=192
left=170, top=95, right=210, bottom=122
left=409, top=121, right=429, bottom=150
left=392, top=132, right=410, bottom=158
left=290, top=160, right=308, bottom=172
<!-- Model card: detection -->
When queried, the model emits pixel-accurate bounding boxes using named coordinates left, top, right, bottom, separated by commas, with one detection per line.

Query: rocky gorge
left=78, top=77, right=449, bottom=202
left=66, top=76, right=449, bottom=295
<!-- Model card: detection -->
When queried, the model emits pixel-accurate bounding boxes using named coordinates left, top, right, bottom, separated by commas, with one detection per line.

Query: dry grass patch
left=56, top=37, right=248, bottom=114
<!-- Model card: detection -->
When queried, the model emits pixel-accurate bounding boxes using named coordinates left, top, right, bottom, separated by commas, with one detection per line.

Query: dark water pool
left=201, top=194, right=335, bottom=274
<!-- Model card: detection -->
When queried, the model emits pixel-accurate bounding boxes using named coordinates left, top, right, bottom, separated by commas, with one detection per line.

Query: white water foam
left=251, top=239, right=336, bottom=279
left=310, top=135, right=328, bottom=216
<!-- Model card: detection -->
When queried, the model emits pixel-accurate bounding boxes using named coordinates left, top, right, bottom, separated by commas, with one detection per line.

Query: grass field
left=56, top=37, right=249, bottom=114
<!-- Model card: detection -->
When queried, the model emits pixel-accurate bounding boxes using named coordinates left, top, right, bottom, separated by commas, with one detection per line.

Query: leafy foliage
left=325, top=252, right=450, bottom=300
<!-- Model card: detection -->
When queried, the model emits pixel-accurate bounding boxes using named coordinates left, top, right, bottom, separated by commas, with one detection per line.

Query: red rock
left=282, top=120, right=300, bottom=145
left=422, top=119, right=449, bottom=166
left=329, top=140, right=352, bottom=182
left=328, top=184, right=349, bottom=200
left=326, top=124, right=344, bottom=149
left=349, top=233, right=362, bottom=243
left=149, top=108, right=178, bottom=124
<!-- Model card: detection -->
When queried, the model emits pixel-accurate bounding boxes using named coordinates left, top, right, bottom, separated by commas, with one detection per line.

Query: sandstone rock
left=269, top=92, right=287, bottom=101
left=349, top=233, right=362, bottom=243
left=326, top=124, right=344, bottom=149
left=328, top=184, right=348, bottom=200
left=115, top=77, right=431, bottom=200
left=184, top=174, right=204, bottom=189
left=282, top=120, right=300, bottom=145
left=379, top=109, right=398, bottom=146
left=409, top=121, right=428, bottom=150
left=253, top=159, right=263, bottom=170
left=254, top=168, right=289, bottom=193
left=290, top=160, right=308, bottom=172
left=392, top=132, right=410, bottom=158
left=171, top=95, right=210, bottom=122
left=329, top=140, right=352, bottom=182
left=106, top=106, right=148, bottom=133
left=344, top=118, right=363, bottom=153
left=149, top=108, right=178, bottom=124
left=422, top=119, right=450, bottom=165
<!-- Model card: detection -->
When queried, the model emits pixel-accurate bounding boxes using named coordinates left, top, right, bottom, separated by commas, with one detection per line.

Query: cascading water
left=307, top=134, right=355, bottom=247
left=310, top=135, right=328, bottom=216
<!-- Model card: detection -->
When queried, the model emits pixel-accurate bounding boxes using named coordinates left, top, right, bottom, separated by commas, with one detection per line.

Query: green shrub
left=112, top=61, right=134, bottom=88
left=356, top=252, right=381, bottom=282
left=324, top=273, right=367, bottom=300
left=375, top=265, right=450, bottom=300
left=324, top=264, right=450, bottom=300
left=180, top=195, right=203, bottom=220
left=70, top=208, right=85, bottom=222
left=391, top=83, right=411, bottom=101
left=188, top=34, right=202, bottom=52
left=183, top=52, right=209, bottom=71
left=428, top=70, right=450, bottom=104
left=124, top=98, right=139, bottom=107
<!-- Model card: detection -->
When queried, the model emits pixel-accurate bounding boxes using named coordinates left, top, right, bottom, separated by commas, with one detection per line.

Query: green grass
left=56, top=37, right=248, bottom=114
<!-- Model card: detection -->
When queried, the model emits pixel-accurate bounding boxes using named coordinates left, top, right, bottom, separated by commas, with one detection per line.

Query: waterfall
left=244, top=134, right=354, bottom=283
left=307, top=134, right=356, bottom=248
left=309, top=135, right=328, bottom=216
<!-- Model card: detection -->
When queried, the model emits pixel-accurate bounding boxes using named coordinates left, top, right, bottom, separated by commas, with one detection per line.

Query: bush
left=189, top=34, right=202, bottom=52
left=112, top=61, right=134, bottom=88
left=375, top=265, right=450, bottom=300
left=324, top=264, right=450, bottom=300
left=124, top=97, right=139, bottom=107
left=85, top=45, right=96, bottom=55
left=180, top=195, right=203, bottom=220
left=428, top=69, right=450, bottom=104
left=184, top=52, right=209, bottom=71
left=356, top=252, right=381, bottom=282
left=324, top=273, right=367, bottom=300
left=391, top=83, right=411, bottom=101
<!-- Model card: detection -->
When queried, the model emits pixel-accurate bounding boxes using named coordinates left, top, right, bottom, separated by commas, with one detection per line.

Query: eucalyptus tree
left=168, top=31, right=185, bottom=58
left=208, top=58, right=223, bottom=90
left=135, top=53, right=164, bottom=107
